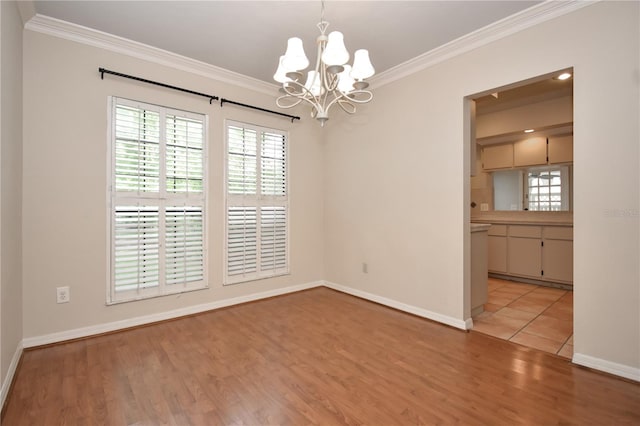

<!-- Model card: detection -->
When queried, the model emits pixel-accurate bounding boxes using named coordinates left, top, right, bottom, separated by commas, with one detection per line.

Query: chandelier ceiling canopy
left=274, top=1, right=375, bottom=126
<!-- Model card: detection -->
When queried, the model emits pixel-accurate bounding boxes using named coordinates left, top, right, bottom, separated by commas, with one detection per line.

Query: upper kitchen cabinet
left=514, top=136, right=547, bottom=167
left=548, top=135, right=573, bottom=164
left=482, top=135, right=573, bottom=171
left=482, top=143, right=513, bottom=170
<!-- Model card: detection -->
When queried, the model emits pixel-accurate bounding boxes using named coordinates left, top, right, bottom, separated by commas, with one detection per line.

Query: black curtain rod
left=219, top=98, right=300, bottom=122
left=99, top=67, right=218, bottom=104
left=99, top=67, right=300, bottom=122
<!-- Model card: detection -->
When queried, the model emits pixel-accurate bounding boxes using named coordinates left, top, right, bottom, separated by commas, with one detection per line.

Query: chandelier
left=273, top=1, right=375, bottom=126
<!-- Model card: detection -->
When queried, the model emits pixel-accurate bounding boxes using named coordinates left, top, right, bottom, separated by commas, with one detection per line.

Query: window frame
left=107, top=97, right=209, bottom=304
left=223, top=119, right=290, bottom=285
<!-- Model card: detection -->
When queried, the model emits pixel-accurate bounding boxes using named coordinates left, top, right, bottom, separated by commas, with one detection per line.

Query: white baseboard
left=1, top=341, right=23, bottom=409
left=22, top=281, right=324, bottom=348
left=323, top=281, right=470, bottom=331
left=573, top=353, right=640, bottom=382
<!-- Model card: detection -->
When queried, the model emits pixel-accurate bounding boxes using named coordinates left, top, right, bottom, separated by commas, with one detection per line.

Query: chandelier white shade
left=274, top=4, right=375, bottom=126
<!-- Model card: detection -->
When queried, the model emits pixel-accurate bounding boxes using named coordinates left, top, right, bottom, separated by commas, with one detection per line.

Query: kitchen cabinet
left=483, top=223, right=573, bottom=285
left=514, top=137, right=547, bottom=167
left=507, top=226, right=542, bottom=279
left=482, top=144, right=513, bottom=170
left=542, top=226, right=573, bottom=283
left=471, top=224, right=490, bottom=316
left=548, top=135, right=573, bottom=164
left=482, top=135, right=573, bottom=171
left=487, top=225, right=507, bottom=273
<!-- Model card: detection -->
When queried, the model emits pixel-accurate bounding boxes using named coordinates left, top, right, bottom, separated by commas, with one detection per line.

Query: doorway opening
left=465, top=69, right=574, bottom=358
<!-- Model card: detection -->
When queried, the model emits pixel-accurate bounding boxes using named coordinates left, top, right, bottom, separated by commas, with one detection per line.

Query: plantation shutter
left=165, top=206, right=205, bottom=285
left=114, top=105, right=160, bottom=193
left=225, top=121, right=288, bottom=284
left=113, top=206, right=160, bottom=292
left=227, top=125, right=257, bottom=194
left=110, top=98, right=207, bottom=303
left=227, top=207, right=258, bottom=276
left=166, top=114, right=204, bottom=193
left=261, top=131, right=286, bottom=196
left=260, top=206, right=287, bottom=273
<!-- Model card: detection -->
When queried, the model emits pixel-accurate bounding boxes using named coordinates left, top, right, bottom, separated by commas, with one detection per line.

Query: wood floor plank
left=3, top=287, right=639, bottom=425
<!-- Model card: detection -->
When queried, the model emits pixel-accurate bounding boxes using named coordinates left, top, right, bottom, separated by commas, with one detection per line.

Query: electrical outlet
left=56, top=286, right=70, bottom=304
left=480, top=203, right=489, bottom=212
left=362, top=262, right=368, bottom=273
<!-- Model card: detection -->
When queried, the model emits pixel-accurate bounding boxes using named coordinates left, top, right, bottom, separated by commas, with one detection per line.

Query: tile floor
left=472, top=277, right=573, bottom=358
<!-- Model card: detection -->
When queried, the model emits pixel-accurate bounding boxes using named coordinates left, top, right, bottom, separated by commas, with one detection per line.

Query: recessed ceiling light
left=524, top=129, right=535, bottom=133
left=557, top=72, right=572, bottom=80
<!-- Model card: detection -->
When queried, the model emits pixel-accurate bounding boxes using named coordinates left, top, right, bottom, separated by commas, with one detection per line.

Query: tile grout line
left=488, top=283, right=572, bottom=351
left=546, top=295, right=574, bottom=356
left=504, top=285, right=542, bottom=340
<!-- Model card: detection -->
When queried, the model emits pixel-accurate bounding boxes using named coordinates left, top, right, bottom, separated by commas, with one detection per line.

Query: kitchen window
left=525, top=166, right=570, bottom=211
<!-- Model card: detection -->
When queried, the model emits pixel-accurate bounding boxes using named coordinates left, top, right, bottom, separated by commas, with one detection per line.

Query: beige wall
left=324, top=1, right=639, bottom=371
left=21, top=31, right=324, bottom=339
left=1, top=0, right=24, bottom=388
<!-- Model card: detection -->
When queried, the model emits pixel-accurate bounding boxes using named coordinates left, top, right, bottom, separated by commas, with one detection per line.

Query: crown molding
left=24, top=14, right=280, bottom=96
left=370, top=0, right=597, bottom=89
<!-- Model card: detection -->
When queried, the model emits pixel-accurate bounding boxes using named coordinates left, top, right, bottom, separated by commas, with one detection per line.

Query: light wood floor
left=3, top=288, right=639, bottom=425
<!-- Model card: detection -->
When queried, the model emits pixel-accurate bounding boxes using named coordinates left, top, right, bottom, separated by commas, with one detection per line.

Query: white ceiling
left=31, top=1, right=541, bottom=85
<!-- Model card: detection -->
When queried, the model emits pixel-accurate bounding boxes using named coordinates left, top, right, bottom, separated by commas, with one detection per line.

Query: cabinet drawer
left=488, top=224, right=507, bottom=236
left=509, top=225, right=542, bottom=238
left=543, top=226, right=573, bottom=240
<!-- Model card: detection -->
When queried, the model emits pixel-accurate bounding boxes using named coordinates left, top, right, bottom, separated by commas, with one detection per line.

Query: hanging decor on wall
left=273, top=1, right=375, bottom=126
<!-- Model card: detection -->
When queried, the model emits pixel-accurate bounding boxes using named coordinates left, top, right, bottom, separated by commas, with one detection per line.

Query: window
left=225, top=121, right=288, bottom=284
left=109, top=98, right=207, bottom=303
left=525, top=166, right=569, bottom=211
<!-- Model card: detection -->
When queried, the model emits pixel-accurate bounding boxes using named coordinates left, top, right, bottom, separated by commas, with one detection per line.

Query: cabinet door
left=548, top=135, right=573, bottom=164
left=487, top=235, right=507, bottom=273
left=542, top=239, right=573, bottom=283
left=507, top=237, right=542, bottom=278
left=514, top=137, right=547, bottom=167
left=482, top=144, right=513, bottom=170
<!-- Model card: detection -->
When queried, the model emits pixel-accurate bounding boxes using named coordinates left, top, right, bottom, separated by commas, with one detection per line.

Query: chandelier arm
left=336, top=99, right=357, bottom=114
left=343, top=89, right=374, bottom=104
left=281, top=80, right=306, bottom=96
left=279, top=90, right=328, bottom=118
left=276, top=94, right=304, bottom=109
left=324, top=92, right=353, bottom=114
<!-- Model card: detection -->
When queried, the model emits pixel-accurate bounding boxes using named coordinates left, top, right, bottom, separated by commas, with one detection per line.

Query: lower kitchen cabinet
left=508, top=236, right=542, bottom=278
left=485, top=223, right=573, bottom=285
left=487, top=225, right=507, bottom=273
left=542, top=226, right=573, bottom=283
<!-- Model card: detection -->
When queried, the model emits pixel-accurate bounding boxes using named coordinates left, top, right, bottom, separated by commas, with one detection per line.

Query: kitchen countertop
left=470, top=223, right=492, bottom=232
left=471, top=211, right=573, bottom=226
left=472, top=219, right=573, bottom=226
